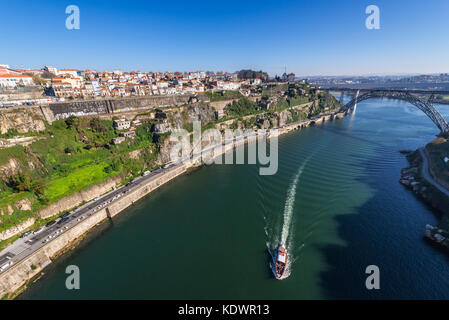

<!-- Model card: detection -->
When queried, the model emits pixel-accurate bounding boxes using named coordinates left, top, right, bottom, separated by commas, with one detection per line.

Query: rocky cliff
left=0, top=108, right=46, bottom=134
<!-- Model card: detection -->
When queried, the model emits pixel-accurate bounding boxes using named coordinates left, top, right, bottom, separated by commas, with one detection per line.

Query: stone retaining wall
left=0, top=164, right=187, bottom=298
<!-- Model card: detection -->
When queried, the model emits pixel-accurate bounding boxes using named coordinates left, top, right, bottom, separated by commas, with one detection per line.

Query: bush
left=225, top=97, right=260, bottom=117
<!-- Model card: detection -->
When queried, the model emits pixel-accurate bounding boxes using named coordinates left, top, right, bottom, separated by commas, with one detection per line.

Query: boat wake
left=267, top=157, right=311, bottom=280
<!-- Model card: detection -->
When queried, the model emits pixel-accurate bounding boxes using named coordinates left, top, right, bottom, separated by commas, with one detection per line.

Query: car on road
left=142, top=170, right=151, bottom=176
left=33, top=227, right=44, bottom=235
left=45, top=220, right=56, bottom=227
left=61, top=212, right=72, bottom=219
left=57, top=217, right=69, bottom=225
left=0, top=261, right=13, bottom=272
left=20, top=231, right=32, bottom=238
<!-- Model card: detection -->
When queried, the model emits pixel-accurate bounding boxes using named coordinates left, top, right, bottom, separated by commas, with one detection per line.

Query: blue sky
left=2, top=0, right=449, bottom=76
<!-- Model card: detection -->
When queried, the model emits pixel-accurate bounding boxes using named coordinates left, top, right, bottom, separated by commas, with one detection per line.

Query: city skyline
left=3, top=0, right=449, bottom=76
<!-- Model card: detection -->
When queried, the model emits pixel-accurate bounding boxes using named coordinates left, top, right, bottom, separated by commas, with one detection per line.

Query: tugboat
left=273, top=244, right=287, bottom=279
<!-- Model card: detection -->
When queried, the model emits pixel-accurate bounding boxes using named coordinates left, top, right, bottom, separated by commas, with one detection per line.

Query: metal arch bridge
left=331, top=89, right=449, bottom=133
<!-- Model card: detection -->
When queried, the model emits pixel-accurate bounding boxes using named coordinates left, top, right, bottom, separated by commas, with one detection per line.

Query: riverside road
left=0, top=164, right=182, bottom=274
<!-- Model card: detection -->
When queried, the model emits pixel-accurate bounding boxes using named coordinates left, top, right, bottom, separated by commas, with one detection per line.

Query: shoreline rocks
left=425, top=224, right=449, bottom=249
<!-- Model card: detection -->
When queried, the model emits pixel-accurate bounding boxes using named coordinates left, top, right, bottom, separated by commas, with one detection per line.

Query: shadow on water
left=316, top=140, right=449, bottom=300
left=264, top=248, right=275, bottom=279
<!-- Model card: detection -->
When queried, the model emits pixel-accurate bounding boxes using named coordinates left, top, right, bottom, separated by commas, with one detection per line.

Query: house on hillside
left=113, top=119, right=131, bottom=130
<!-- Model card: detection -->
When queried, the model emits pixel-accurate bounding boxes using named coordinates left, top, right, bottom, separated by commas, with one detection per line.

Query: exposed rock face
left=0, top=108, right=46, bottom=134
left=0, top=217, right=35, bottom=240
left=0, top=158, right=21, bottom=181
left=15, top=198, right=32, bottom=211
left=277, top=110, right=292, bottom=126
left=167, top=103, right=216, bottom=130
left=0, top=205, right=14, bottom=216
left=185, top=104, right=216, bottom=123
left=154, top=123, right=172, bottom=134
left=157, top=137, right=176, bottom=164
left=128, top=149, right=141, bottom=160
left=209, top=99, right=238, bottom=113
left=256, top=117, right=271, bottom=129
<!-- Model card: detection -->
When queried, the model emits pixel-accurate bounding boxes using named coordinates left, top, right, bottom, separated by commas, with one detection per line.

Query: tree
left=41, top=70, right=55, bottom=79
left=24, top=72, right=46, bottom=86
left=90, top=118, right=107, bottom=133
left=65, top=115, right=79, bottom=129
left=38, top=194, right=50, bottom=205
left=237, top=69, right=268, bottom=80
left=31, top=180, right=46, bottom=196
left=9, top=173, right=32, bottom=192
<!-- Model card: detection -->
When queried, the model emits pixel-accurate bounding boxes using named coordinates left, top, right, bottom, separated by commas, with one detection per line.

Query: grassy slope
left=0, top=117, right=158, bottom=236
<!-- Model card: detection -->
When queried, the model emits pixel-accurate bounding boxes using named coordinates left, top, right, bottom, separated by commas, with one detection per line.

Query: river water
left=21, top=98, right=449, bottom=299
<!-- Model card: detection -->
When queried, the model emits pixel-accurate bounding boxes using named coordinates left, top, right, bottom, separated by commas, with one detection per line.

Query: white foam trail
left=280, top=159, right=309, bottom=245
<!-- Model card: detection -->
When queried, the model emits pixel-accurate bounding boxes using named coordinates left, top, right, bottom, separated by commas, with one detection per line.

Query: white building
left=217, top=80, right=240, bottom=91
left=113, top=119, right=131, bottom=130
left=58, top=69, right=79, bottom=78
left=0, top=74, right=34, bottom=87
left=44, top=66, right=58, bottom=74
left=156, top=81, right=169, bottom=88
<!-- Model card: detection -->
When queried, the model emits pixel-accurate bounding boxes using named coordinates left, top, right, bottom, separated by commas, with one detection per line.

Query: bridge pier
left=339, top=92, right=344, bottom=105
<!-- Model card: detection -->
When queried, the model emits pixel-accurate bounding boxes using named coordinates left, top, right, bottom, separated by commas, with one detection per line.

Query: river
left=20, top=98, right=449, bottom=299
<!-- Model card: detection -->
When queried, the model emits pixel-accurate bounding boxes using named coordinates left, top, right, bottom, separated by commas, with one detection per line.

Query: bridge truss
left=341, top=90, right=449, bottom=133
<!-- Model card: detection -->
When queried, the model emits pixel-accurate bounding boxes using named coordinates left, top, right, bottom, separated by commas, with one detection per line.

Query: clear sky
left=2, top=0, right=449, bottom=76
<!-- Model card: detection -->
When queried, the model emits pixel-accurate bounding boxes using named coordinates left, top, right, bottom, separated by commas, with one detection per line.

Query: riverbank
left=0, top=108, right=349, bottom=299
left=0, top=164, right=188, bottom=299
left=399, top=142, right=449, bottom=251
